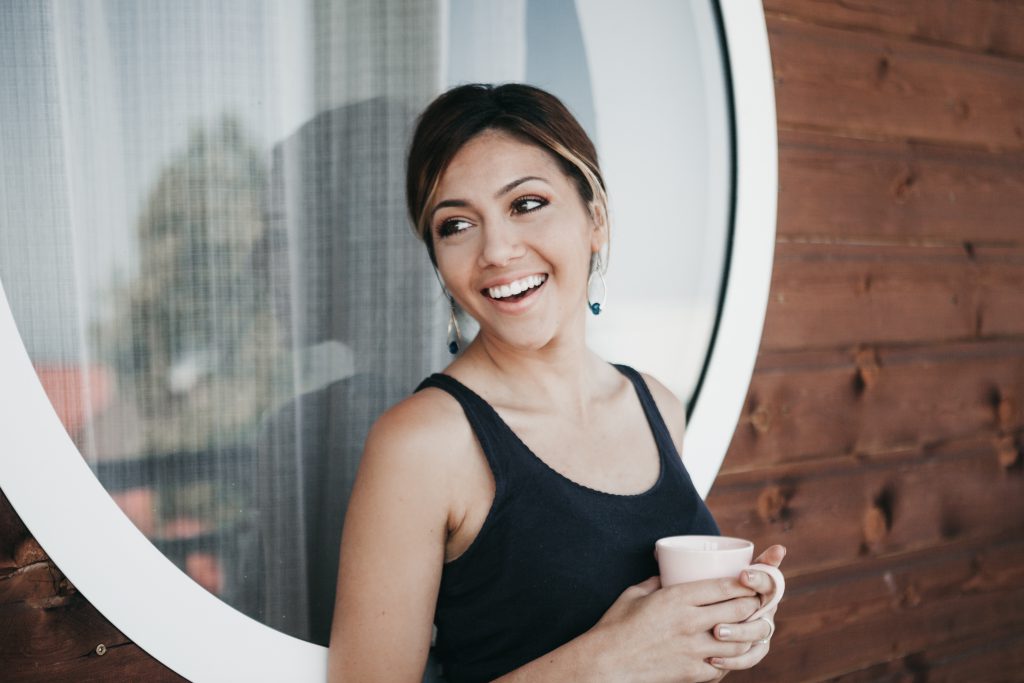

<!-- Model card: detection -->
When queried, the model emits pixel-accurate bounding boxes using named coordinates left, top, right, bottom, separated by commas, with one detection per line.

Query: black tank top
left=415, top=364, right=719, bottom=683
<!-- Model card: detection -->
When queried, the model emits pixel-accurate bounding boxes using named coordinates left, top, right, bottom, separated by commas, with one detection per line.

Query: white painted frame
left=685, top=1, right=777, bottom=497
left=0, top=2, right=775, bottom=679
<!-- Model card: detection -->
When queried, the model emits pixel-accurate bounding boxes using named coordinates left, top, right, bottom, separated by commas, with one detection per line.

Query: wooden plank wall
left=2, top=2, right=1023, bottom=681
left=705, top=1, right=1024, bottom=681
left=0, top=491, right=183, bottom=680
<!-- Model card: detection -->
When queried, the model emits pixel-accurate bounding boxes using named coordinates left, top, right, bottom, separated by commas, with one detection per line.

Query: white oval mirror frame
left=0, top=1, right=775, bottom=680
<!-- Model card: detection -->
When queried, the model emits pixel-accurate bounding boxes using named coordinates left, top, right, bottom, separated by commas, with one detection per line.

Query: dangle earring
left=587, top=252, right=607, bottom=315
left=433, top=266, right=463, bottom=354
left=446, top=295, right=462, bottom=355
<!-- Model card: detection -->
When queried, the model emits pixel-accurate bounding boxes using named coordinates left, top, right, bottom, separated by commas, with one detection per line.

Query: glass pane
left=447, top=0, right=733, bottom=407
left=0, top=0, right=732, bottom=652
left=0, top=0, right=444, bottom=644
left=579, top=0, right=732, bottom=408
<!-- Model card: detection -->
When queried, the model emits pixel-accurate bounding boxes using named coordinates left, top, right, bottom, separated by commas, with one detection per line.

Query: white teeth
left=488, top=274, right=546, bottom=299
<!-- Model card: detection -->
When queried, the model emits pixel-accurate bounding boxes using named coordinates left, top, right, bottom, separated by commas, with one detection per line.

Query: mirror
left=0, top=1, right=775, bottom=679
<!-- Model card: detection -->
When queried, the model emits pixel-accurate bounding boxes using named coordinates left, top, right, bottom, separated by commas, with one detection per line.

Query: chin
left=480, top=324, right=556, bottom=352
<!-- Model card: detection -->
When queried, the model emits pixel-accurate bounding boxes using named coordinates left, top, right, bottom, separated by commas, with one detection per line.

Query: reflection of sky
left=525, top=0, right=597, bottom=142
left=576, top=1, right=732, bottom=403
left=446, top=0, right=597, bottom=173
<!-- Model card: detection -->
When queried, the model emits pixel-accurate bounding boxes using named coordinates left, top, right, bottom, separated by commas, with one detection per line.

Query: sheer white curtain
left=0, top=0, right=445, bottom=645
left=1, top=1, right=733, bottom=668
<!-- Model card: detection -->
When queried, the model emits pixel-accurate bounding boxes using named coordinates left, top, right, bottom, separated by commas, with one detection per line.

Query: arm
left=327, top=396, right=453, bottom=682
left=494, top=576, right=763, bottom=683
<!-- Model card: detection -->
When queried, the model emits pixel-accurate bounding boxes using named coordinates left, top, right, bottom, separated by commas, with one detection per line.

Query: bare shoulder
left=362, top=386, right=475, bottom=470
left=345, top=385, right=482, bottom=544
left=639, top=371, right=687, bottom=455
left=367, top=387, right=467, bottom=446
left=332, top=387, right=477, bottom=680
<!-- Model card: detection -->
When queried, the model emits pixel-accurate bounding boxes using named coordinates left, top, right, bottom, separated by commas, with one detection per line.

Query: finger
left=753, top=544, right=787, bottom=567
left=703, top=638, right=754, bottom=659
left=696, top=661, right=729, bottom=682
left=739, top=568, right=778, bottom=597
left=714, top=616, right=774, bottom=643
left=710, top=640, right=770, bottom=671
left=694, top=630, right=753, bottom=660
left=695, top=595, right=763, bottom=631
left=670, top=576, right=757, bottom=607
left=626, top=575, right=661, bottom=597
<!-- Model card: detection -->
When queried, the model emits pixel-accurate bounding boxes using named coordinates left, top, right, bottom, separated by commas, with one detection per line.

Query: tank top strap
left=612, top=364, right=680, bottom=460
left=414, top=373, right=511, bottom=483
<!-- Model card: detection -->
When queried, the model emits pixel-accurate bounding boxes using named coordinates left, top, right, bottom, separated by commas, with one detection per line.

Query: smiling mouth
left=483, top=274, right=547, bottom=302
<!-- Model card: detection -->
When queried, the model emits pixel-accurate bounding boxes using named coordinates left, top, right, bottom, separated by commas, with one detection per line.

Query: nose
left=478, top=220, right=524, bottom=268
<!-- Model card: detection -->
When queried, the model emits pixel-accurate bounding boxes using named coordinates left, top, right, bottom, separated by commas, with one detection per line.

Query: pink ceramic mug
left=655, top=535, right=785, bottom=622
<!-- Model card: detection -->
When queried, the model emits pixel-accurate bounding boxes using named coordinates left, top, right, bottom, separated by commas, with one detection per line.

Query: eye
left=511, top=195, right=547, bottom=215
left=437, top=217, right=473, bottom=239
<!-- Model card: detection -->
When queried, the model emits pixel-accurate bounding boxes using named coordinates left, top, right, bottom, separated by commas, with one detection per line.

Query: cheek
left=550, top=229, right=594, bottom=273
left=435, top=247, right=479, bottom=297
left=563, top=213, right=600, bottom=255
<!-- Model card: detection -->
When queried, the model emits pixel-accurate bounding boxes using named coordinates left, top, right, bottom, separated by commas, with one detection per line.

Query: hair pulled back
left=406, top=83, right=608, bottom=266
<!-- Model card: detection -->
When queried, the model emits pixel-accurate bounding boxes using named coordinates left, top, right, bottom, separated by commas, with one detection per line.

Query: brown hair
left=406, top=83, right=608, bottom=266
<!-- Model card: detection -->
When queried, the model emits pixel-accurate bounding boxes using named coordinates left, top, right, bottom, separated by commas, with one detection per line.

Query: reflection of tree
left=99, top=115, right=282, bottom=454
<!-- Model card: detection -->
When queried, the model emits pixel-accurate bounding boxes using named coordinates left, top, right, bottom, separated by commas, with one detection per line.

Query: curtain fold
left=0, top=0, right=445, bottom=642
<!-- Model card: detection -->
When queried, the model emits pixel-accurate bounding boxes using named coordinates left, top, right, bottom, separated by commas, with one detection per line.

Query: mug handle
left=743, top=563, right=785, bottom=622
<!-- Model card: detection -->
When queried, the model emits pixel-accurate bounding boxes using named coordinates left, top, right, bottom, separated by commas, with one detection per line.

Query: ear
left=589, top=201, right=609, bottom=252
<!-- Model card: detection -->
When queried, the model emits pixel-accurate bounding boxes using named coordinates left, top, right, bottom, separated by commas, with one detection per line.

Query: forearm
left=491, top=625, right=615, bottom=683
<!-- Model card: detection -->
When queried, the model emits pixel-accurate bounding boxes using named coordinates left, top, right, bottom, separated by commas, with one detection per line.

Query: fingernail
left=710, top=658, right=725, bottom=668
left=745, top=570, right=756, bottom=583
left=717, top=625, right=732, bottom=639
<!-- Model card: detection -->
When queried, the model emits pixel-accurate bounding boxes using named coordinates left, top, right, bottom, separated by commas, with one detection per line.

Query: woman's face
left=429, top=129, right=606, bottom=351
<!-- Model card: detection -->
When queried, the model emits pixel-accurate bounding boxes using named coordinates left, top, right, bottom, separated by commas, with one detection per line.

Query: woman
left=328, top=83, right=786, bottom=682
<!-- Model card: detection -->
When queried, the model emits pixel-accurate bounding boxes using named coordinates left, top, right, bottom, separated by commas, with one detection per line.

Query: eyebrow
left=496, top=175, right=546, bottom=198
left=429, top=176, right=549, bottom=221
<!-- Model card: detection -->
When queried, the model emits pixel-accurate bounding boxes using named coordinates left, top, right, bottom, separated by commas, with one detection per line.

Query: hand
left=708, top=545, right=787, bottom=673
left=588, top=574, right=764, bottom=683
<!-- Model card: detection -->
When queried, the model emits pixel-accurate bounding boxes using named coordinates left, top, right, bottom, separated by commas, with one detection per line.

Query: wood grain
left=768, top=15, right=1024, bottom=149
left=761, top=242, right=1024, bottom=351
left=0, top=595, right=185, bottom=683
left=0, top=492, right=184, bottom=682
left=715, top=6, right=1024, bottom=679
left=824, top=630, right=1024, bottom=683
left=726, top=536, right=1024, bottom=682
left=764, top=0, right=1024, bottom=60
left=709, top=432, right=1024, bottom=578
left=778, top=129, right=1024, bottom=244
left=724, top=340, right=1024, bottom=468
left=0, top=490, right=30, bottom=571
left=976, top=245, right=1024, bottom=338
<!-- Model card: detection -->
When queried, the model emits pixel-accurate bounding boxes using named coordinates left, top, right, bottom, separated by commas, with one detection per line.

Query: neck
left=458, top=314, right=602, bottom=418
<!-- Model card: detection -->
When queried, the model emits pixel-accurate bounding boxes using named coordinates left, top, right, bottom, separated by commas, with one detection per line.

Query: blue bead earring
left=447, top=295, right=462, bottom=354
left=434, top=266, right=463, bottom=355
left=587, top=252, right=607, bottom=315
